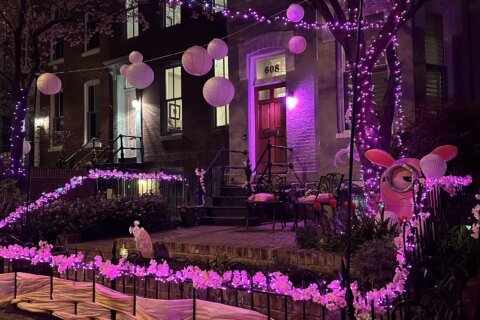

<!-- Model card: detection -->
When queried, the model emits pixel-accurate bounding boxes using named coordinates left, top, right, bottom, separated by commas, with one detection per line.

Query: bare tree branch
left=327, top=0, right=346, bottom=23
left=0, top=10, right=14, bottom=31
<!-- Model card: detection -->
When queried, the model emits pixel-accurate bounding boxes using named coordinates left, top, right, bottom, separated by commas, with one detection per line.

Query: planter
left=178, top=206, right=203, bottom=227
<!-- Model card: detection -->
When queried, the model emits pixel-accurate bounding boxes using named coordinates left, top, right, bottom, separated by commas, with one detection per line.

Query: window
left=84, top=14, right=100, bottom=51
left=165, top=66, right=182, bottom=133
left=164, top=3, right=181, bottom=27
left=214, top=56, right=229, bottom=127
left=85, top=82, right=100, bottom=141
left=425, top=13, right=446, bottom=104
left=52, top=38, right=64, bottom=61
left=1, top=116, right=11, bottom=152
left=125, top=0, right=139, bottom=39
left=51, top=91, right=64, bottom=147
left=213, top=0, right=227, bottom=12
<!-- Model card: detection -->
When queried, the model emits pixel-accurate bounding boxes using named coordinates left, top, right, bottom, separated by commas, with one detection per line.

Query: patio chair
left=294, top=173, right=344, bottom=228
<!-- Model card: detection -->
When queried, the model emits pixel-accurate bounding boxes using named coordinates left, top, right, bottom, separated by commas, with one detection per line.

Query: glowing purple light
left=286, top=96, right=298, bottom=110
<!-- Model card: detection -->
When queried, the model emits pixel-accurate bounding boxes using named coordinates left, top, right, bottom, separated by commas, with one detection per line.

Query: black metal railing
left=201, top=144, right=248, bottom=205
left=252, top=140, right=293, bottom=190
left=58, top=134, right=143, bottom=169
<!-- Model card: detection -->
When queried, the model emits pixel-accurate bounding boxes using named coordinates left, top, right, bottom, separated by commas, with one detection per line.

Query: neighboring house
left=34, top=2, right=228, bottom=183
left=226, top=0, right=479, bottom=184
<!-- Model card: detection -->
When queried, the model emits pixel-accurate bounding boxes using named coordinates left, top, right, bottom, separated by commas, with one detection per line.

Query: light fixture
left=131, top=99, right=141, bottom=109
left=286, top=96, right=298, bottom=110
left=120, top=242, right=129, bottom=258
left=35, top=117, right=47, bottom=128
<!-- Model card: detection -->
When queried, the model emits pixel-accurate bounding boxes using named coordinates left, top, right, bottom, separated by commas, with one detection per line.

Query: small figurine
left=129, top=220, right=154, bottom=258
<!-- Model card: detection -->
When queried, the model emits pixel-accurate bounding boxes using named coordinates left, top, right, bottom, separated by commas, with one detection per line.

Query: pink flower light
left=286, top=96, right=298, bottom=110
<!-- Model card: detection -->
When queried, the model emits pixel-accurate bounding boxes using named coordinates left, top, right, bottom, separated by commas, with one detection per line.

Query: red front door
left=255, top=83, right=287, bottom=174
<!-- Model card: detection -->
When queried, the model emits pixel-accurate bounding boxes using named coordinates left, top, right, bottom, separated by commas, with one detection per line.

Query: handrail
left=63, top=137, right=113, bottom=164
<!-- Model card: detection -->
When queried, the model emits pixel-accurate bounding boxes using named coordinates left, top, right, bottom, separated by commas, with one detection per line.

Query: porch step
left=204, top=206, right=247, bottom=218
left=212, top=196, right=247, bottom=207
left=220, top=186, right=246, bottom=197
left=200, top=216, right=260, bottom=227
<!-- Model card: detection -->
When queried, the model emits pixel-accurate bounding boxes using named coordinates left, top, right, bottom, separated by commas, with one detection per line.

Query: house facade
left=226, top=0, right=479, bottom=184
left=34, top=1, right=228, bottom=183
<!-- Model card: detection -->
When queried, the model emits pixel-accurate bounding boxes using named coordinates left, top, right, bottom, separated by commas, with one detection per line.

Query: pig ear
left=430, top=145, right=458, bottom=161
left=365, top=149, right=395, bottom=168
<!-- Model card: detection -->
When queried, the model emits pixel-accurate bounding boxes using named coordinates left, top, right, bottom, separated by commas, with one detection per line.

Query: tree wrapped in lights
left=309, top=0, right=426, bottom=210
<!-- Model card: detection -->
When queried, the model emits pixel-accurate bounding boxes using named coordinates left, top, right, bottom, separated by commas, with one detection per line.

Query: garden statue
left=129, top=220, right=154, bottom=258
left=365, top=145, right=458, bottom=222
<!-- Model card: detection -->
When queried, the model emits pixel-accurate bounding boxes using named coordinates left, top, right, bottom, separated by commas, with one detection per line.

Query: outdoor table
left=245, top=200, right=285, bottom=231
left=292, top=200, right=311, bottom=230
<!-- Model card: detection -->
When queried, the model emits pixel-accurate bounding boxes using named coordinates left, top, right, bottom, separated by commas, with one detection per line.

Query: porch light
left=286, top=96, right=298, bottom=110
left=131, top=99, right=141, bottom=109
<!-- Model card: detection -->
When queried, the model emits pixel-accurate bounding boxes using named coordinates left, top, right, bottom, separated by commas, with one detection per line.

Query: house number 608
left=264, top=64, right=280, bottom=75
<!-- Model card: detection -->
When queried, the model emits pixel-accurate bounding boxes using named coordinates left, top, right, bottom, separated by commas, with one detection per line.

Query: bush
left=0, top=178, right=24, bottom=218
left=29, top=195, right=179, bottom=243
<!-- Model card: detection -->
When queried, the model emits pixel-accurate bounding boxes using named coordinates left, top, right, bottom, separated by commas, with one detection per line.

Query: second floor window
left=164, top=3, right=181, bottom=27
left=52, top=91, right=64, bottom=147
left=165, top=66, right=182, bottom=133
left=126, top=0, right=139, bottom=39
left=213, top=0, right=227, bottom=13
left=425, top=13, right=446, bottom=104
left=84, top=14, right=100, bottom=51
left=86, top=82, right=100, bottom=140
left=214, top=56, right=229, bottom=127
left=52, top=38, right=64, bottom=61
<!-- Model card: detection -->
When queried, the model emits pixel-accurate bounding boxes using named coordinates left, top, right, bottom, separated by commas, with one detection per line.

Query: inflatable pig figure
left=365, top=145, right=457, bottom=222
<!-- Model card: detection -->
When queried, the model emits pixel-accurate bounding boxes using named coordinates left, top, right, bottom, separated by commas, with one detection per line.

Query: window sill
left=159, top=133, right=183, bottom=141
left=81, top=48, right=100, bottom=57
left=48, top=58, right=64, bottom=66
left=336, top=130, right=351, bottom=139
left=48, top=146, right=63, bottom=152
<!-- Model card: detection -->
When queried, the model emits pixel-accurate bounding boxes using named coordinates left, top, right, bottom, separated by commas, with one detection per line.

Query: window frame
left=50, top=90, right=64, bottom=148
left=213, top=56, right=230, bottom=128
left=84, top=80, right=101, bottom=143
left=125, top=0, right=139, bottom=39
left=84, top=13, right=100, bottom=52
left=162, top=65, right=183, bottom=135
left=164, top=3, right=181, bottom=28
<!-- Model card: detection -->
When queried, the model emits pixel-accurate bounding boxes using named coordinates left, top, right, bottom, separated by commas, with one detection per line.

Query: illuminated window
left=213, top=0, right=227, bottom=12
left=164, top=3, right=181, bottom=27
left=51, top=91, right=64, bottom=147
left=165, top=66, right=183, bottom=133
left=214, top=56, right=229, bottom=127
left=425, top=13, right=446, bottom=104
left=126, top=0, right=139, bottom=39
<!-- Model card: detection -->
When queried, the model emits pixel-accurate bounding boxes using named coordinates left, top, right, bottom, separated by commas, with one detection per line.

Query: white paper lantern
left=420, top=154, right=447, bottom=179
left=36, top=73, right=62, bottom=95
left=203, top=77, right=234, bottom=107
left=129, top=51, right=143, bottom=64
left=288, top=36, right=307, bottom=54
left=182, top=46, right=213, bottom=76
left=119, top=64, right=129, bottom=76
left=207, top=38, right=228, bottom=60
left=286, top=4, right=305, bottom=23
left=125, top=62, right=154, bottom=89
left=23, top=140, right=31, bottom=155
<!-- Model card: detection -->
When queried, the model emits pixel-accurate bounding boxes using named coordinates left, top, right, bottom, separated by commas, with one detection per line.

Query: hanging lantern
left=23, top=140, right=31, bottom=155
left=286, top=4, right=305, bottom=23
left=420, top=154, right=447, bottom=179
left=36, top=73, right=62, bottom=95
left=288, top=36, right=307, bottom=54
left=207, top=38, right=228, bottom=60
left=129, top=51, right=143, bottom=64
left=203, top=77, right=234, bottom=107
left=182, top=46, right=213, bottom=76
left=125, top=62, right=154, bottom=89
left=119, top=64, right=129, bottom=76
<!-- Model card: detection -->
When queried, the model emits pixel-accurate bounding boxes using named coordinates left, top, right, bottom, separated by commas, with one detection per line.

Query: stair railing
left=58, top=134, right=143, bottom=169
left=252, top=140, right=293, bottom=189
left=200, top=144, right=248, bottom=206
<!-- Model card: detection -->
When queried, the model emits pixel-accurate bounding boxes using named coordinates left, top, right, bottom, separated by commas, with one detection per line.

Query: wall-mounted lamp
left=286, top=96, right=298, bottom=110
left=131, top=99, right=141, bottom=109
left=34, top=116, right=48, bottom=128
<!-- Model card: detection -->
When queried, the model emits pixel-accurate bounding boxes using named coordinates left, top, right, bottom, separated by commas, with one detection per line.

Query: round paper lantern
left=182, top=46, right=213, bottom=76
left=207, top=38, right=228, bottom=60
left=125, top=62, right=154, bottom=89
left=23, top=140, right=31, bottom=155
left=203, top=77, right=234, bottom=107
left=420, top=154, right=447, bottom=179
left=129, top=51, right=143, bottom=64
left=119, top=64, right=129, bottom=76
left=288, top=36, right=307, bottom=54
left=36, top=73, right=62, bottom=95
left=286, top=4, right=305, bottom=23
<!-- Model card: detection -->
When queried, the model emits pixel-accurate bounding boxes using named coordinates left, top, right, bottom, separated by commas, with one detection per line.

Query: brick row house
left=34, top=1, right=229, bottom=182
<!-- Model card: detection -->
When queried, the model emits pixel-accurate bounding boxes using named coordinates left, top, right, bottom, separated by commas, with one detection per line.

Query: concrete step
left=200, top=216, right=260, bottom=227
left=212, top=196, right=247, bottom=207
left=220, top=186, right=246, bottom=197
left=205, top=206, right=247, bottom=217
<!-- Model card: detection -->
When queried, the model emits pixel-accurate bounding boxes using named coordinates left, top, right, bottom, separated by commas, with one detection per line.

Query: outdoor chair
left=293, top=173, right=344, bottom=229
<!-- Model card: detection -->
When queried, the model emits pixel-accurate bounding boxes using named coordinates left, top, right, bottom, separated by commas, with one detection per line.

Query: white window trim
left=84, top=79, right=100, bottom=144
left=125, top=0, right=139, bottom=39
left=83, top=13, right=100, bottom=54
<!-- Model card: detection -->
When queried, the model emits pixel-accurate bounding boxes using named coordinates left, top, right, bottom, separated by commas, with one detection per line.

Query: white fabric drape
left=0, top=273, right=267, bottom=319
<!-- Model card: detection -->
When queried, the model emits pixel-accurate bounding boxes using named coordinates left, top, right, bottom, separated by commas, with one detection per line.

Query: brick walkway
left=68, top=222, right=343, bottom=274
